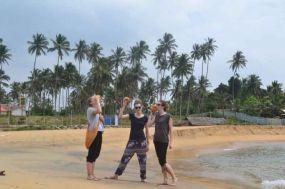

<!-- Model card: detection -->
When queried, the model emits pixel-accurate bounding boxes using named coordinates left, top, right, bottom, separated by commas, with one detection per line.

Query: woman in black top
left=149, top=100, right=177, bottom=185
left=107, top=99, right=150, bottom=182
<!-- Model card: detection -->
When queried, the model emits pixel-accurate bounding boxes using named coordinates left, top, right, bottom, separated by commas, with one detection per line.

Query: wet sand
left=1, top=125, right=285, bottom=189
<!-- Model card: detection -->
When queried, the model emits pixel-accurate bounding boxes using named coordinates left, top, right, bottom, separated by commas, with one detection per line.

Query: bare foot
left=105, top=175, right=118, bottom=180
left=159, top=180, right=169, bottom=185
left=168, top=177, right=178, bottom=186
left=87, top=175, right=101, bottom=181
left=141, top=179, right=147, bottom=183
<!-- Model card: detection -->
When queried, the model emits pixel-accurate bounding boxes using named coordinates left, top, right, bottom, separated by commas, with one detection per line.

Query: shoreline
left=1, top=125, right=285, bottom=189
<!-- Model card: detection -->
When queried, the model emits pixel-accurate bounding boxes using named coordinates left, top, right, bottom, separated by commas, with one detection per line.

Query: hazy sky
left=1, top=0, right=285, bottom=90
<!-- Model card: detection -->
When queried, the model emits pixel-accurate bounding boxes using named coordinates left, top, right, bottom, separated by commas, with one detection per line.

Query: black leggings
left=154, top=141, right=168, bottom=166
left=86, top=131, right=103, bottom=163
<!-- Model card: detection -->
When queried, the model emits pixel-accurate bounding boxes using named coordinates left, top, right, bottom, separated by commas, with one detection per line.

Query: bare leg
left=86, top=162, right=100, bottom=181
left=165, top=163, right=178, bottom=185
left=161, top=165, right=168, bottom=185
left=86, top=162, right=94, bottom=179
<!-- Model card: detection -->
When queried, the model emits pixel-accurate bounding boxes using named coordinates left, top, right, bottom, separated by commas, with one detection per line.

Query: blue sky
left=1, top=0, right=285, bottom=90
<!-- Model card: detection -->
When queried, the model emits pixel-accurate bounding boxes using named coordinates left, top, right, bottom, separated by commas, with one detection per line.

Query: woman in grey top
left=148, top=100, right=177, bottom=185
left=86, top=95, right=104, bottom=181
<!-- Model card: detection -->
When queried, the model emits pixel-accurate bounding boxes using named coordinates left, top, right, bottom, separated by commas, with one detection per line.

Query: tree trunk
left=201, top=60, right=204, bottom=78
left=186, top=83, right=191, bottom=116
left=179, top=77, right=183, bottom=120
left=206, top=60, right=209, bottom=80
left=32, top=55, right=37, bottom=115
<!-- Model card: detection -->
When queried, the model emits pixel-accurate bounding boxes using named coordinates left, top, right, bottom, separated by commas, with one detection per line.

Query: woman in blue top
left=107, top=99, right=150, bottom=182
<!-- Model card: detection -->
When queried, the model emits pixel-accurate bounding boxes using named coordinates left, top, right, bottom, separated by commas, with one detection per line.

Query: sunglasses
left=135, top=106, right=141, bottom=110
left=156, top=103, right=161, bottom=106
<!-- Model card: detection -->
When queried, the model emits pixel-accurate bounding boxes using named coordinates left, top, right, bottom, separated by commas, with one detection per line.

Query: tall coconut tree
left=173, top=54, right=193, bottom=119
left=135, top=40, right=150, bottom=65
left=139, top=78, right=157, bottom=107
left=204, top=38, right=217, bottom=79
left=27, top=33, right=49, bottom=111
left=152, top=46, right=164, bottom=100
left=190, top=43, right=201, bottom=73
left=48, top=34, right=70, bottom=66
left=129, top=41, right=149, bottom=67
left=87, top=42, right=103, bottom=68
left=110, top=46, right=126, bottom=111
left=27, top=33, right=49, bottom=76
left=73, top=40, right=88, bottom=75
left=48, top=34, right=70, bottom=111
left=157, top=33, right=177, bottom=100
left=227, top=51, right=247, bottom=102
left=158, top=33, right=177, bottom=55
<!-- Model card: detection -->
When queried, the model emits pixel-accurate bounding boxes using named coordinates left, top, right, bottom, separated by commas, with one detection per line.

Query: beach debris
left=0, top=170, right=5, bottom=176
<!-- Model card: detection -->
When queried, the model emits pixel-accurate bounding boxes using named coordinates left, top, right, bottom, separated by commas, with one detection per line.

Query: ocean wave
left=262, top=180, right=285, bottom=189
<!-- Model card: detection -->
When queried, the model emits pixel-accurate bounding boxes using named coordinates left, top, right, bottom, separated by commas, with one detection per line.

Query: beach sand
left=1, top=125, right=285, bottom=189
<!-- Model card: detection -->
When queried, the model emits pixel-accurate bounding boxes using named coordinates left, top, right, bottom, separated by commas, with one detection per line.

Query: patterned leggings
left=115, top=140, right=147, bottom=180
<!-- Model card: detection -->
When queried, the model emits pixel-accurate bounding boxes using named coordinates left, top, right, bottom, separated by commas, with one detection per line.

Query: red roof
left=0, top=106, right=8, bottom=112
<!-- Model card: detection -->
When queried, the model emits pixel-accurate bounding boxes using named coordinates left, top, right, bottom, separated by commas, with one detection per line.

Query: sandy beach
left=1, top=125, right=285, bottom=189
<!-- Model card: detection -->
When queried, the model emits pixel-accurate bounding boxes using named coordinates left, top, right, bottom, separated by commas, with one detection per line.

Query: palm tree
left=158, top=33, right=177, bottom=55
left=245, top=74, right=262, bottom=97
left=0, top=70, right=10, bottom=89
left=48, top=34, right=70, bottom=66
left=152, top=46, right=164, bottom=100
left=173, top=54, right=193, bottom=119
left=0, top=42, right=12, bottom=114
left=139, top=78, right=157, bottom=107
left=48, top=34, right=70, bottom=112
left=196, top=76, right=210, bottom=112
left=110, top=47, right=126, bottom=112
left=0, top=70, right=10, bottom=112
left=74, top=40, right=88, bottom=75
left=9, top=82, right=22, bottom=102
left=0, top=43, right=12, bottom=71
left=204, top=38, right=217, bottom=79
left=160, top=76, right=171, bottom=99
left=157, top=33, right=177, bottom=100
left=135, top=40, right=150, bottom=65
left=27, top=33, right=49, bottom=75
left=129, top=41, right=149, bottom=66
left=267, top=81, right=283, bottom=96
left=190, top=43, right=201, bottom=73
left=86, top=57, right=114, bottom=95
left=186, top=75, right=197, bottom=115
left=87, top=42, right=103, bottom=68
left=63, top=62, right=79, bottom=110
left=227, top=51, right=247, bottom=102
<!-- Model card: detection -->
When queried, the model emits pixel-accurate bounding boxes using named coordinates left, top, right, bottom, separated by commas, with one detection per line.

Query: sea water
left=196, top=142, right=285, bottom=189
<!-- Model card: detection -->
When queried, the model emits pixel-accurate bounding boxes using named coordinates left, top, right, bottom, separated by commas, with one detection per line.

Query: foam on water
left=262, top=180, right=285, bottom=189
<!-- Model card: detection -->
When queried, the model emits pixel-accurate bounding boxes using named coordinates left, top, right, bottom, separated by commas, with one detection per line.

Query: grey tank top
left=154, top=113, right=170, bottom=143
